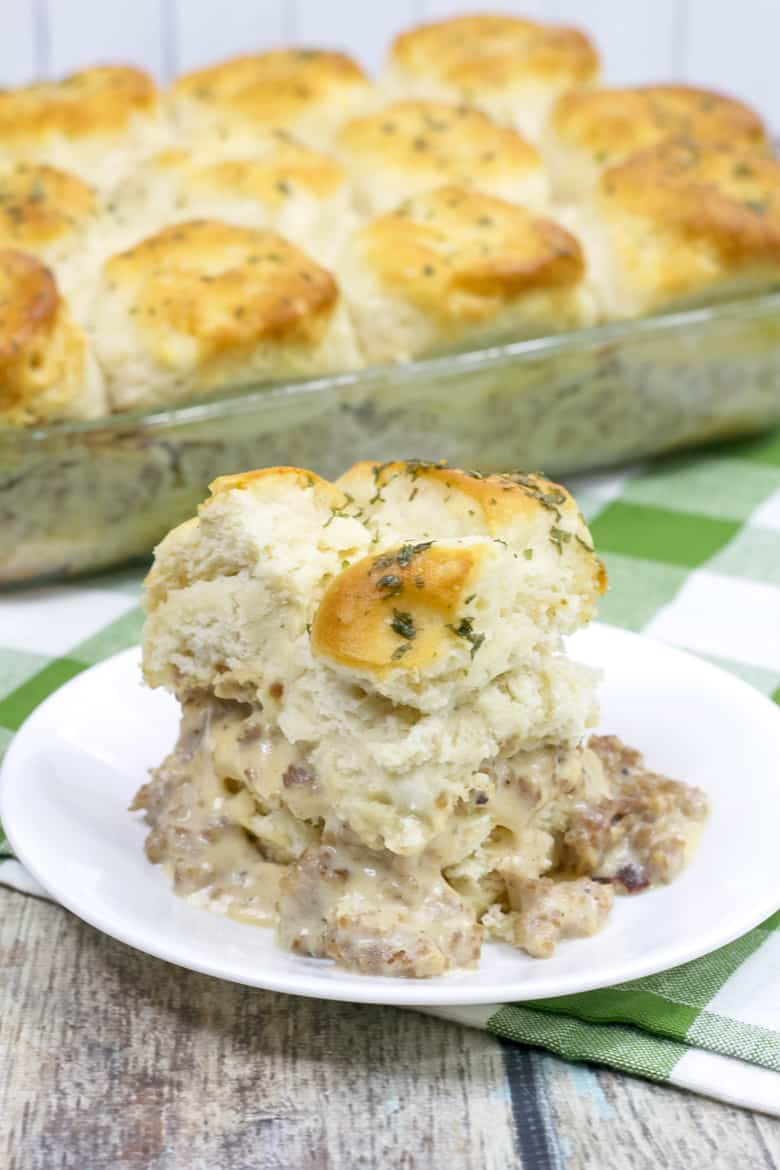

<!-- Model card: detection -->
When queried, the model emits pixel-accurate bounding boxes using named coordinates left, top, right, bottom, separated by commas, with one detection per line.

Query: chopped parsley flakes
left=376, top=573, right=402, bottom=599
left=373, top=541, right=433, bottom=573
left=549, top=525, right=571, bottom=554
left=447, top=616, right=485, bottom=657
left=390, top=610, right=416, bottom=640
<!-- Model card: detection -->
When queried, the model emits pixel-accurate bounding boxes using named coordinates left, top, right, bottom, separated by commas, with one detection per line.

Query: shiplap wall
left=2, top=1, right=778, bottom=127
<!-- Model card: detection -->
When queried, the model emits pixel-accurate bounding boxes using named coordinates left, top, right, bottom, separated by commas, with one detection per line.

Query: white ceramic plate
left=2, top=624, right=780, bottom=1007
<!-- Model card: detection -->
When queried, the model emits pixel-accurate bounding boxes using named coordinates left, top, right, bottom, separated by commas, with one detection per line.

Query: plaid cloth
left=1, top=429, right=780, bottom=1115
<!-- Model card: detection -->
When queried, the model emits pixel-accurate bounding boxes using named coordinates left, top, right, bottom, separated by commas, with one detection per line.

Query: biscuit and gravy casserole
left=133, top=462, right=708, bottom=976
left=0, top=12, right=774, bottom=429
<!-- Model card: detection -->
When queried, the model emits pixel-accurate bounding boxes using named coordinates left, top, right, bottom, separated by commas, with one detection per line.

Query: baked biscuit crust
left=312, top=541, right=489, bottom=672
left=337, top=460, right=607, bottom=598
left=390, top=14, right=599, bottom=90
left=337, top=460, right=582, bottom=525
left=553, top=84, right=768, bottom=168
left=171, top=49, right=371, bottom=143
left=92, top=218, right=360, bottom=410
left=348, top=186, right=583, bottom=323
left=0, top=249, right=104, bottom=426
left=337, top=100, right=546, bottom=212
left=105, top=219, right=338, bottom=355
left=590, top=140, right=780, bottom=312
left=0, top=66, right=165, bottom=191
left=0, top=65, right=158, bottom=143
left=107, top=135, right=353, bottom=265
left=208, top=465, right=346, bottom=504
left=0, top=163, right=97, bottom=251
left=338, top=185, right=590, bottom=362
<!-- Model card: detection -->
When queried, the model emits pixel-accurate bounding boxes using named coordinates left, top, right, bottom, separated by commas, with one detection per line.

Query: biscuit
left=0, top=163, right=106, bottom=321
left=384, top=14, right=599, bottom=143
left=571, top=140, right=780, bottom=318
left=170, top=49, right=374, bottom=149
left=143, top=459, right=604, bottom=723
left=90, top=219, right=361, bottom=411
left=548, top=84, right=770, bottom=199
left=336, top=100, right=548, bottom=215
left=0, top=66, right=167, bottom=190
left=107, top=135, right=355, bottom=265
left=337, top=185, right=592, bottom=364
left=0, top=249, right=105, bottom=426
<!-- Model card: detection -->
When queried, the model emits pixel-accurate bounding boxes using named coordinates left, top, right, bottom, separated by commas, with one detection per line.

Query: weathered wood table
left=1, top=887, right=778, bottom=1170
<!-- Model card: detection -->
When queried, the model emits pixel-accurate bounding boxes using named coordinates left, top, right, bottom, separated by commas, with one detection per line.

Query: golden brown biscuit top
left=337, top=100, right=540, bottom=178
left=146, top=458, right=606, bottom=649
left=311, top=541, right=488, bottom=673
left=153, top=140, right=345, bottom=206
left=0, top=249, right=58, bottom=361
left=390, top=14, right=599, bottom=92
left=0, top=249, right=77, bottom=422
left=553, top=85, right=769, bottom=164
left=207, top=465, right=346, bottom=507
left=103, top=219, right=340, bottom=362
left=339, top=459, right=578, bottom=521
left=336, top=460, right=608, bottom=600
left=598, top=140, right=780, bottom=265
left=352, top=186, right=583, bottom=321
left=0, top=164, right=97, bottom=250
left=172, top=48, right=368, bottom=126
left=0, top=65, right=158, bottom=143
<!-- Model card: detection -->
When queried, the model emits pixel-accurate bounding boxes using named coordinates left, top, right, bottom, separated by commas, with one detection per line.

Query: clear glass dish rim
left=9, top=289, right=780, bottom=445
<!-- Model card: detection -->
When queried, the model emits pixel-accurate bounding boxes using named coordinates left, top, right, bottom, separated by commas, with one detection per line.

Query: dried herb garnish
left=523, top=548, right=533, bottom=560
left=390, top=610, right=416, bottom=640
left=373, top=541, right=433, bottom=572
left=575, top=534, right=594, bottom=553
left=376, top=573, right=402, bottom=598
left=406, top=458, right=447, bottom=474
left=447, top=616, right=485, bottom=657
left=507, top=471, right=567, bottom=519
left=549, top=525, right=571, bottom=554
left=391, top=643, right=412, bottom=661
left=323, top=493, right=358, bottom=528
left=397, top=541, right=433, bottom=567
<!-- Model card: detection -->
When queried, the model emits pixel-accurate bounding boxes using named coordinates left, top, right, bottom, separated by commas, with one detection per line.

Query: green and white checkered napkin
left=1, top=430, right=780, bottom=1116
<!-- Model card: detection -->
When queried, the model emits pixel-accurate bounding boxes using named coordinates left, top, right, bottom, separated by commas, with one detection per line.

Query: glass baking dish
left=3, top=290, right=780, bottom=584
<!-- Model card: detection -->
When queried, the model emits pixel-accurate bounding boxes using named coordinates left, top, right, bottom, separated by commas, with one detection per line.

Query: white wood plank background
left=1, top=0, right=777, bottom=128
